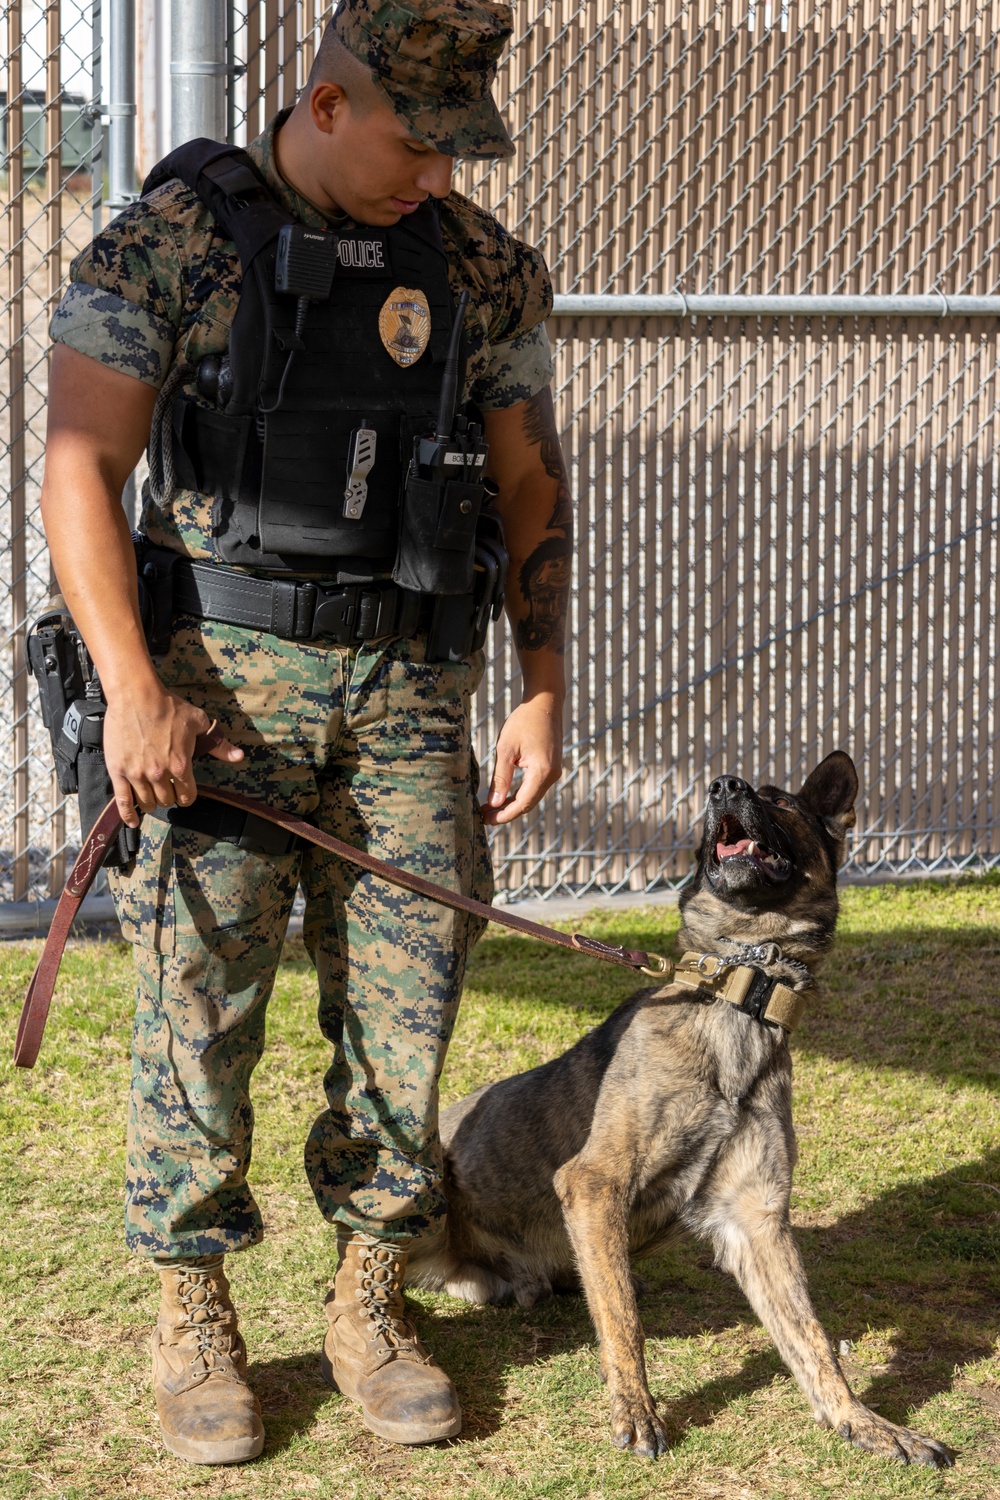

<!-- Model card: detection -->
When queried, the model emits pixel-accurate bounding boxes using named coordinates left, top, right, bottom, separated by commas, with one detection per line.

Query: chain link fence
left=2, top=0, right=99, bottom=903
left=481, top=0, right=1000, bottom=896
left=3, top=0, right=1000, bottom=908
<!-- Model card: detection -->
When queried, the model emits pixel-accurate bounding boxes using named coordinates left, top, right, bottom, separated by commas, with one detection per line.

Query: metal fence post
left=91, top=0, right=104, bottom=235
left=106, top=0, right=137, bottom=212
left=171, top=0, right=227, bottom=148
left=45, top=0, right=67, bottom=898
left=6, top=0, right=28, bottom=902
left=105, top=0, right=138, bottom=521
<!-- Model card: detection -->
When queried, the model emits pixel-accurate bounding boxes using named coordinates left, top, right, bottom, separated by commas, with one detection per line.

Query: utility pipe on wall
left=551, top=294, right=1000, bottom=317
left=170, top=0, right=227, bottom=148
left=105, top=0, right=137, bottom=213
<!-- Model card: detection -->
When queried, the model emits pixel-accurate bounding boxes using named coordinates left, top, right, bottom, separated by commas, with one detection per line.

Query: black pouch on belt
left=394, top=471, right=484, bottom=596
left=134, top=533, right=183, bottom=657
left=424, top=505, right=508, bottom=663
left=393, top=405, right=491, bottom=599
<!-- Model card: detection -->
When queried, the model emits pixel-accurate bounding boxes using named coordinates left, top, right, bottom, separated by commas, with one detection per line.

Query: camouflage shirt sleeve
left=475, top=323, right=554, bottom=410
left=48, top=195, right=187, bottom=388
left=441, top=190, right=553, bottom=406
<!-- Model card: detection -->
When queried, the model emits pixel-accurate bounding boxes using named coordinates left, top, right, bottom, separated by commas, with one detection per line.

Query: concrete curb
left=0, top=864, right=992, bottom=939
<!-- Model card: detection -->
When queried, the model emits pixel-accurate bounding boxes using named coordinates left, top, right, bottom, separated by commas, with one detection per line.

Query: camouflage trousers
left=108, top=617, right=493, bottom=1260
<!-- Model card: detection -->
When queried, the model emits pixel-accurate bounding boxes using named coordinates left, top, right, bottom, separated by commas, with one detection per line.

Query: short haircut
left=307, top=26, right=384, bottom=116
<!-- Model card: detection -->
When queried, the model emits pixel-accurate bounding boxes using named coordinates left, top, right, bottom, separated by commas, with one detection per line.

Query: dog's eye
left=773, top=797, right=794, bottom=809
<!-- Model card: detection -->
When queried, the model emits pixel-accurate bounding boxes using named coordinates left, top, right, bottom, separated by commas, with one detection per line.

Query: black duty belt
left=170, top=558, right=427, bottom=645
left=158, top=798, right=300, bottom=857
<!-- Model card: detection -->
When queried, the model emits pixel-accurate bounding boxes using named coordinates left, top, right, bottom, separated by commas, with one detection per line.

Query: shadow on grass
left=791, top=1146, right=1000, bottom=1431
left=800, top=923, right=1000, bottom=1091
left=247, top=1311, right=513, bottom=1450
left=250, top=1350, right=336, bottom=1455
left=400, top=1148, right=999, bottom=1454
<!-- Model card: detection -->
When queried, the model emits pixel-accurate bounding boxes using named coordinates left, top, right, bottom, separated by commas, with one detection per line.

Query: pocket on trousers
left=109, top=816, right=299, bottom=955
left=108, top=815, right=177, bottom=954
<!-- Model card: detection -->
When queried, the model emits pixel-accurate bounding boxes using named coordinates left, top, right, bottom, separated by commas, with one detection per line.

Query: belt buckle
left=357, top=585, right=399, bottom=643
left=311, top=586, right=357, bottom=643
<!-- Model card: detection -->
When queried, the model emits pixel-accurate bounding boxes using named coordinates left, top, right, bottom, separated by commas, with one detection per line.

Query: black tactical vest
left=142, top=140, right=459, bottom=577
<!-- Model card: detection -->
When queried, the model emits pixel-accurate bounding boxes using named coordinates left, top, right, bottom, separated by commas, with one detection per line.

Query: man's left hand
left=482, top=691, right=563, bottom=826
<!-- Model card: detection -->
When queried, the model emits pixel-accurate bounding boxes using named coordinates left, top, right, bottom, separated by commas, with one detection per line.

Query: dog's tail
left=405, top=1228, right=517, bottom=1305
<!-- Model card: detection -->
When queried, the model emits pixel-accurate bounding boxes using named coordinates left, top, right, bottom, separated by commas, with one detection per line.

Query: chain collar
left=671, top=946, right=812, bottom=1031
left=697, top=940, right=814, bottom=986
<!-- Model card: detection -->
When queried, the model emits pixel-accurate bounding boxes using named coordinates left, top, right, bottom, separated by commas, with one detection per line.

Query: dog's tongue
left=717, top=836, right=753, bottom=860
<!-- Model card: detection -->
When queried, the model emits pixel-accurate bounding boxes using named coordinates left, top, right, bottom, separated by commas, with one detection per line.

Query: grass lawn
left=1, top=877, right=998, bottom=1500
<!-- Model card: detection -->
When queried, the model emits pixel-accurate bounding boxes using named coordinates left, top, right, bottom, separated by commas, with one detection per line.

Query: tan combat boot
left=321, top=1236, right=461, bottom=1444
left=152, top=1258, right=264, bottom=1465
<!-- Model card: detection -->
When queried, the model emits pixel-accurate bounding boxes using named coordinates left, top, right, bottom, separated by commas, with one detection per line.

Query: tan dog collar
left=670, top=951, right=807, bottom=1032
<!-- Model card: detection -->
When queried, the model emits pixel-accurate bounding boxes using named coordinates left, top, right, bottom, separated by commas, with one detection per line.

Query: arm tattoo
left=515, top=388, right=573, bottom=653
left=516, top=535, right=572, bottom=653
left=522, top=387, right=566, bottom=481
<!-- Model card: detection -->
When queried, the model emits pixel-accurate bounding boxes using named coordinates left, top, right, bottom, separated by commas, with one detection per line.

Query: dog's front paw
left=837, top=1407, right=953, bottom=1469
left=609, top=1392, right=669, bottom=1459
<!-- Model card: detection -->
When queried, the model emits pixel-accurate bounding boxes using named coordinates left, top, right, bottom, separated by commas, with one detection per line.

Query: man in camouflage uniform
left=41, top=0, right=571, bottom=1464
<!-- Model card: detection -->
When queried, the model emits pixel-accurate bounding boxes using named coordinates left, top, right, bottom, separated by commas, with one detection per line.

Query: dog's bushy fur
left=408, top=753, right=951, bottom=1468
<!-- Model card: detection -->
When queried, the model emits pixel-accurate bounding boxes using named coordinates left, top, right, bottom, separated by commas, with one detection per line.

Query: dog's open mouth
left=711, top=813, right=791, bottom=883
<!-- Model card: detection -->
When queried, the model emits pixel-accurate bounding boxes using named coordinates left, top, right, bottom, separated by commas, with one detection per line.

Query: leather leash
left=14, top=753, right=671, bottom=1070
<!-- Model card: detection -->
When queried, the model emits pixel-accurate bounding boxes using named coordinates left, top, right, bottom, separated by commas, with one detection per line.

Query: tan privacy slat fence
left=2, top=1, right=999, bottom=905
left=464, top=0, right=1000, bottom=298
left=488, top=315, right=1000, bottom=894
left=470, top=0, right=1000, bottom=895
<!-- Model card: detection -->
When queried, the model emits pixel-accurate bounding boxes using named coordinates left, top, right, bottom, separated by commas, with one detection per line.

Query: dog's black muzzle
left=703, top=776, right=793, bottom=890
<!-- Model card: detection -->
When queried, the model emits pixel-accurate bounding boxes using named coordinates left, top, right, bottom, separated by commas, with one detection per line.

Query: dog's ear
left=798, top=751, right=859, bottom=840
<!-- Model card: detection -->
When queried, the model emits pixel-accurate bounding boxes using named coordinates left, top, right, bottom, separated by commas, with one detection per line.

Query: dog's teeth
left=747, top=841, right=757, bottom=855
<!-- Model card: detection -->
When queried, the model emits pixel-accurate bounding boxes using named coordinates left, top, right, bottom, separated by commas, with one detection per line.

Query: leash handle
left=14, top=774, right=669, bottom=1069
left=14, top=795, right=124, bottom=1067
left=14, top=719, right=224, bottom=1069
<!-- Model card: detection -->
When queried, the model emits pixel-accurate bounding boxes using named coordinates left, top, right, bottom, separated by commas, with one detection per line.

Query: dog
left=408, top=752, right=951, bottom=1468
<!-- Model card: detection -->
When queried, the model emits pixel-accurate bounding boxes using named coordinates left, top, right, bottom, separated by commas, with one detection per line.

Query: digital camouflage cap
left=332, top=0, right=515, bottom=160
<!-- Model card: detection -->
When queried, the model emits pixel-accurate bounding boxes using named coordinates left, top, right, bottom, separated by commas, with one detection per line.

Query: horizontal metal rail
left=0, top=895, right=118, bottom=935
left=551, top=293, right=1000, bottom=316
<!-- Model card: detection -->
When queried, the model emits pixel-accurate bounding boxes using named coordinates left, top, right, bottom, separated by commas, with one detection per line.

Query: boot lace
left=174, top=1265, right=238, bottom=1369
left=352, top=1240, right=419, bottom=1352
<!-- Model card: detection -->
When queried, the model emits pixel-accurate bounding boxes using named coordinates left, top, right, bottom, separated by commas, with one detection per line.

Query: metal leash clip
left=696, top=952, right=725, bottom=976
left=640, top=953, right=673, bottom=979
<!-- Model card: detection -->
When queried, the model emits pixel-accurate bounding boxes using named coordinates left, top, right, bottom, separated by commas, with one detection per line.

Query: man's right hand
left=104, top=685, right=244, bottom=827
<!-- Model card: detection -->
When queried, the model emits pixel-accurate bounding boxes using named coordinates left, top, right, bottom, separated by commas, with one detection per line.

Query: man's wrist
left=99, top=655, right=163, bottom=704
left=516, top=652, right=567, bottom=703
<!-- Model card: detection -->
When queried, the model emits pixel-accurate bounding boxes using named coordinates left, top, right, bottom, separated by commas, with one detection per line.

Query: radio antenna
left=435, top=290, right=470, bottom=441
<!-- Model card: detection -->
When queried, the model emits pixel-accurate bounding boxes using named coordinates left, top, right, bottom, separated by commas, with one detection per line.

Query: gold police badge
left=378, top=287, right=431, bottom=368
